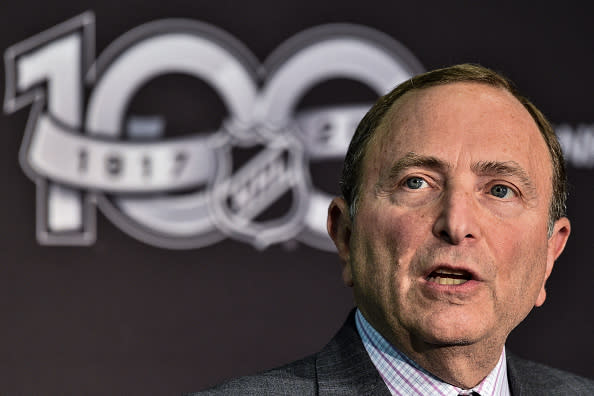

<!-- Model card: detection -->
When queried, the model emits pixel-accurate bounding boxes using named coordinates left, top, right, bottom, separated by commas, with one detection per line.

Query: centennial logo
left=3, top=12, right=426, bottom=250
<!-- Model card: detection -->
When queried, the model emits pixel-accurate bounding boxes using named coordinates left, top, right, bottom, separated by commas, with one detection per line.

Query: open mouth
left=427, top=269, right=473, bottom=285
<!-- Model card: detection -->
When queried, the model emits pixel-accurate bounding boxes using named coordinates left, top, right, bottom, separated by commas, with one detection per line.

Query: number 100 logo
left=4, top=11, right=423, bottom=250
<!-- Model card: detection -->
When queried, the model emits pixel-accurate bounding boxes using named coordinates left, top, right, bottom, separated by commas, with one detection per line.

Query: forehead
left=365, top=82, right=551, bottom=184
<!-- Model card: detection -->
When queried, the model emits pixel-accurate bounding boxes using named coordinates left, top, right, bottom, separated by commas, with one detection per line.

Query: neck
left=358, top=307, right=507, bottom=389
left=363, top=312, right=506, bottom=389
left=399, top=340, right=504, bottom=389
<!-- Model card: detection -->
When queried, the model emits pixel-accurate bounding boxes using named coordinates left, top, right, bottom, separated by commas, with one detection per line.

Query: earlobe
left=327, top=197, right=354, bottom=286
left=535, top=217, right=571, bottom=307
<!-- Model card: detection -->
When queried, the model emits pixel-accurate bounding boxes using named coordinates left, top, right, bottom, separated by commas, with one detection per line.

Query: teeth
left=435, top=269, right=466, bottom=276
left=428, top=276, right=468, bottom=285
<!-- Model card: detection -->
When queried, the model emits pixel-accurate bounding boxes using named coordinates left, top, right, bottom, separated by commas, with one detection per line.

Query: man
left=192, top=64, right=594, bottom=395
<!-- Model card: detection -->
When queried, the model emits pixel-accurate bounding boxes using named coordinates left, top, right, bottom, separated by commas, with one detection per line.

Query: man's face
left=329, top=82, right=570, bottom=352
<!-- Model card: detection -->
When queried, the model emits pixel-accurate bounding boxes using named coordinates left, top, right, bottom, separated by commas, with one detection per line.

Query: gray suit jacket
left=191, top=311, right=594, bottom=395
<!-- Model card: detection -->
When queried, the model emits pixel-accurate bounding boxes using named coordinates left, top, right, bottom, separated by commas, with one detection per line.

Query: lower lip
left=421, top=278, right=482, bottom=296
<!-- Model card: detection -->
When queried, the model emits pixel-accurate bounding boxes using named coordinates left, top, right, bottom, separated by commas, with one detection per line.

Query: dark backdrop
left=0, top=1, right=592, bottom=394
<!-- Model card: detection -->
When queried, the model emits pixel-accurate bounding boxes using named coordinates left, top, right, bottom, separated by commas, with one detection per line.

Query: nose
left=432, top=188, right=481, bottom=245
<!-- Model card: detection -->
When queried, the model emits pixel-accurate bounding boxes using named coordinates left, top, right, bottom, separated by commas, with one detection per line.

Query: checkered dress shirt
left=355, top=309, right=510, bottom=396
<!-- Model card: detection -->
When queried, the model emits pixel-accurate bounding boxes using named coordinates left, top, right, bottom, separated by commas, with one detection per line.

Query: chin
left=425, top=335, right=476, bottom=348
left=417, top=320, right=486, bottom=347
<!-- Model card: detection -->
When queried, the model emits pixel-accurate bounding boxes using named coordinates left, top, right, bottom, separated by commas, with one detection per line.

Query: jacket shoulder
left=507, top=352, right=594, bottom=396
left=186, top=310, right=389, bottom=395
left=188, top=354, right=318, bottom=395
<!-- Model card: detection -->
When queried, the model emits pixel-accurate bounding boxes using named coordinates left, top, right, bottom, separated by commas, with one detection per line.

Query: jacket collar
left=315, top=309, right=391, bottom=395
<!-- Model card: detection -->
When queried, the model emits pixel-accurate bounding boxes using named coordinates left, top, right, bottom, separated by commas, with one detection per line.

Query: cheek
left=353, top=206, right=432, bottom=280
left=350, top=207, right=429, bottom=315
left=492, top=227, right=548, bottom=307
left=367, top=206, right=428, bottom=251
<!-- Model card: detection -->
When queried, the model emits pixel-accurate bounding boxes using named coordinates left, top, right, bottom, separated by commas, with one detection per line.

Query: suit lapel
left=506, top=351, right=524, bottom=396
left=315, top=310, right=391, bottom=396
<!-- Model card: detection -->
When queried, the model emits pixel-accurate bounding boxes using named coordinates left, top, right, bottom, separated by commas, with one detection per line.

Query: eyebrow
left=375, top=152, right=537, bottom=197
left=387, top=152, right=448, bottom=176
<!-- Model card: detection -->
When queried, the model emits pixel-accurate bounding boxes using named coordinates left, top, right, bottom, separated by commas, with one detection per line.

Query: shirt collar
left=355, top=309, right=510, bottom=396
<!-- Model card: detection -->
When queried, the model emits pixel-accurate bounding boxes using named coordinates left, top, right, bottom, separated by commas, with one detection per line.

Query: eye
left=490, top=184, right=516, bottom=199
left=405, top=177, right=428, bottom=190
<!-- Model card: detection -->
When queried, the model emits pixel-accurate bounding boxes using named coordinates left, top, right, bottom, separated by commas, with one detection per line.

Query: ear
left=535, top=217, right=571, bottom=307
left=327, top=197, right=354, bottom=287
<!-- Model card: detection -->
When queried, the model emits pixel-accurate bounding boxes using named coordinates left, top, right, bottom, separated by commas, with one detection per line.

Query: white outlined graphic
left=4, top=12, right=424, bottom=250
